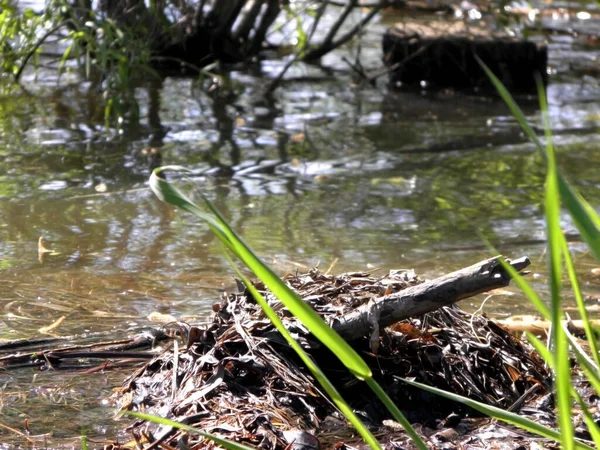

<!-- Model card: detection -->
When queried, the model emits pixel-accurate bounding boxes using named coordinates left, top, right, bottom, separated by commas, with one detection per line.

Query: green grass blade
left=538, top=78, right=573, bottom=450
left=477, top=56, right=542, bottom=149
left=561, top=237, right=600, bottom=368
left=150, top=167, right=371, bottom=378
left=577, top=352, right=600, bottom=402
left=227, top=252, right=426, bottom=449
left=364, top=378, right=427, bottom=450
left=530, top=329, right=600, bottom=404
left=564, top=327, right=600, bottom=374
left=528, top=332, right=600, bottom=448
left=398, top=378, right=595, bottom=450
left=123, top=411, right=257, bottom=450
left=478, top=58, right=600, bottom=262
left=526, top=332, right=552, bottom=365
left=573, top=389, right=600, bottom=449
left=564, top=322, right=600, bottom=396
left=149, top=166, right=238, bottom=255
left=559, top=179, right=600, bottom=262
left=149, top=167, right=428, bottom=449
left=223, top=252, right=386, bottom=450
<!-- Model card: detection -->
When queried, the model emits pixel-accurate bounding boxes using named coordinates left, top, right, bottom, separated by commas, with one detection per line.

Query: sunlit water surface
left=1, top=3, right=600, bottom=447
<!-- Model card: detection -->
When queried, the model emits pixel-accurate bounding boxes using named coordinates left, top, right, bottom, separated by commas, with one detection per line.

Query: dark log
left=383, top=21, right=548, bottom=93
left=330, top=255, right=530, bottom=342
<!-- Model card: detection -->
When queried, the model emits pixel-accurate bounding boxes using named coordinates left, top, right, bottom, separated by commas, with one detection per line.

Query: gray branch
left=329, top=255, right=531, bottom=342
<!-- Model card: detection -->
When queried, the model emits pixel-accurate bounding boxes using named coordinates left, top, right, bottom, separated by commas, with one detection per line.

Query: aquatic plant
left=402, top=64, right=600, bottom=449
left=145, top=164, right=427, bottom=449
left=140, top=63, right=600, bottom=448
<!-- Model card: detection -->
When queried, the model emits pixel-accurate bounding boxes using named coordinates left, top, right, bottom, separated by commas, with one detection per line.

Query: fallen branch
left=330, top=255, right=530, bottom=341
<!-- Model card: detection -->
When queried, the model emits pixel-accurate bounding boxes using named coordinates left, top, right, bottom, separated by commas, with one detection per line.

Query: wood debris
left=111, top=258, right=553, bottom=449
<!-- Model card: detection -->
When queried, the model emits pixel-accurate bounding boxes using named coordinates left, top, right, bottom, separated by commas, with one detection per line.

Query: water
left=1, top=4, right=600, bottom=447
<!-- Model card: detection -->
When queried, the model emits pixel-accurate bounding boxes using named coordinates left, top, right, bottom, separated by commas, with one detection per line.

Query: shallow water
left=1, top=3, right=600, bottom=447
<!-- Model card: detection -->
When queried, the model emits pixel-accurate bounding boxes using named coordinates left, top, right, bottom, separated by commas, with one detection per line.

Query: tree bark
left=329, top=255, right=531, bottom=342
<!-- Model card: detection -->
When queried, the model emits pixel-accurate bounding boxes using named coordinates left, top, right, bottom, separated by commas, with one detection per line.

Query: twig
left=368, top=42, right=431, bottom=82
left=248, top=0, right=281, bottom=55
left=342, top=56, right=375, bottom=85
left=304, top=1, right=387, bottom=61
left=266, top=1, right=328, bottom=93
left=233, top=0, right=265, bottom=43
left=15, top=21, right=70, bottom=83
left=507, top=383, right=541, bottom=412
left=320, top=0, right=357, bottom=51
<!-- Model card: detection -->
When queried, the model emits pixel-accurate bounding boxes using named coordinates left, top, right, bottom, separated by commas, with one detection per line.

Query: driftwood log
left=330, top=255, right=530, bottom=341
left=269, top=255, right=531, bottom=346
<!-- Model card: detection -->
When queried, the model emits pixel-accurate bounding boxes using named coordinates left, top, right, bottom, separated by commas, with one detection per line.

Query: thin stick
left=15, top=21, right=70, bottom=82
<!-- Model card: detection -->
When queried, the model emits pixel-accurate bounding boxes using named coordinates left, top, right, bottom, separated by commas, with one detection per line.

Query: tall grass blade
left=364, top=377, right=427, bottom=448
left=527, top=333, right=600, bottom=448
left=223, top=252, right=386, bottom=450
left=564, top=327, right=600, bottom=374
left=477, top=57, right=600, bottom=262
left=565, top=326, right=600, bottom=396
left=561, top=219, right=600, bottom=369
left=149, top=166, right=428, bottom=449
left=150, top=166, right=370, bottom=380
left=482, top=240, right=550, bottom=319
left=123, top=411, right=257, bottom=450
left=538, top=78, right=573, bottom=450
left=399, top=378, right=595, bottom=450
left=577, top=353, right=600, bottom=404
left=572, top=390, right=600, bottom=448
left=559, top=181, right=600, bottom=261
left=526, top=332, right=552, bottom=365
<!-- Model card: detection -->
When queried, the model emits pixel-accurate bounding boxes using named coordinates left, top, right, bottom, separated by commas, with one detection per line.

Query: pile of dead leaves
left=111, top=268, right=551, bottom=450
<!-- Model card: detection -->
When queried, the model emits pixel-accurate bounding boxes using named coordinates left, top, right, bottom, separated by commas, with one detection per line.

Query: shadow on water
left=1, top=5, right=600, bottom=446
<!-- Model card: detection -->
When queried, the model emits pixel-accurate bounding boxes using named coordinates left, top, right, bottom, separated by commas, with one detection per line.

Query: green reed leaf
left=123, top=411, right=257, bottom=450
left=478, top=57, right=600, bottom=263
left=223, top=252, right=386, bottom=450
left=399, top=378, right=594, bottom=450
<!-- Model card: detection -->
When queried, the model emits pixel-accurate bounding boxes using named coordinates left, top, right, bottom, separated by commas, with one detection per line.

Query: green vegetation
left=141, top=65, right=600, bottom=448
left=148, top=164, right=427, bottom=449
left=404, top=65, right=600, bottom=449
left=0, top=0, right=385, bottom=127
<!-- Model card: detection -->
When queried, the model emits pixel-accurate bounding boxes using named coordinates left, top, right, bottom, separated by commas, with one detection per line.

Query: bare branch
left=233, top=0, right=265, bottom=43
left=304, top=0, right=387, bottom=61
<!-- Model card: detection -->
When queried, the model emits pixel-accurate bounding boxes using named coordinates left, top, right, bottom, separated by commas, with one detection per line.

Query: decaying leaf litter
left=107, top=263, right=564, bottom=450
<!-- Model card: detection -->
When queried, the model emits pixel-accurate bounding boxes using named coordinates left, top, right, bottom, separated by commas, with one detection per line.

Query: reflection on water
left=1, top=7, right=600, bottom=447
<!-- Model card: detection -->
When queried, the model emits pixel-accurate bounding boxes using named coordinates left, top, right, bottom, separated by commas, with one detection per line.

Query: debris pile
left=113, top=265, right=550, bottom=449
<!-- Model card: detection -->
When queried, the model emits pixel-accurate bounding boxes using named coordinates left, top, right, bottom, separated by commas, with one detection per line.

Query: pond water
left=1, top=3, right=600, bottom=448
